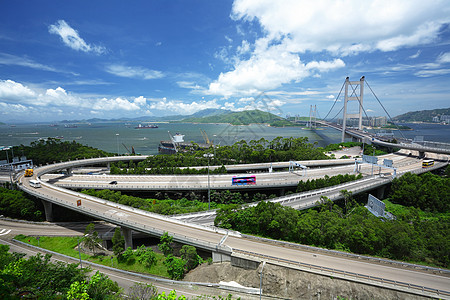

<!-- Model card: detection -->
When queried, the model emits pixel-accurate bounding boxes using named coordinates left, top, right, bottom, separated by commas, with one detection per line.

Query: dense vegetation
left=113, top=136, right=329, bottom=175
left=322, top=141, right=390, bottom=156
left=81, top=189, right=276, bottom=214
left=180, top=109, right=284, bottom=125
left=381, top=123, right=411, bottom=130
left=0, top=138, right=112, bottom=165
left=392, top=107, right=450, bottom=122
left=0, top=244, right=121, bottom=299
left=296, top=174, right=363, bottom=193
left=0, top=187, right=44, bottom=221
left=215, top=171, right=450, bottom=267
left=390, top=172, right=449, bottom=212
left=214, top=196, right=449, bottom=267
left=0, top=242, right=227, bottom=299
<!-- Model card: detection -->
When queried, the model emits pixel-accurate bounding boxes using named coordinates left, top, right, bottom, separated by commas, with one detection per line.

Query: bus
left=422, top=160, right=434, bottom=168
left=29, top=180, right=41, bottom=188
left=232, top=175, right=256, bottom=185
left=24, top=168, right=33, bottom=177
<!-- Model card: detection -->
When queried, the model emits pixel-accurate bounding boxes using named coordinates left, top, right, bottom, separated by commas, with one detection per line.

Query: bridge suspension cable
left=323, top=80, right=346, bottom=120
left=365, top=80, right=407, bottom=140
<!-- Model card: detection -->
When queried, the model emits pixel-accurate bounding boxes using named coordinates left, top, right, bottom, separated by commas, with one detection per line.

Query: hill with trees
left=180, top=109, right=286, bottom=125
left=0, top=138, right=112, bottom=165
left=393, top=107, right=450, bottom=122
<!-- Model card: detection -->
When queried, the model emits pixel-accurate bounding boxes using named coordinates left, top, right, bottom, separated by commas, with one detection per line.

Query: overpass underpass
left=39, top=152, right=417, bottom=191
left=15, top=153, right=450, bottom=298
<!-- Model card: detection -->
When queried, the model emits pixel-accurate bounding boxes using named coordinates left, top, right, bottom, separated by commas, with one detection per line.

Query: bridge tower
left=308, top=105, right=317, bottom=128
left=341, top=76, right=364, bottom=142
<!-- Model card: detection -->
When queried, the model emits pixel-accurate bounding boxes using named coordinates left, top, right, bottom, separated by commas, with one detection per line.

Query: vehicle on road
left=24, top=168, right=33, bottom=177
left=109, top=181, right=118, bottom=185
left=232, top=175, right=256, bottom=185
left=29, top=180, right=41, bottom=188
left=422, top=159, right=434, bottom=168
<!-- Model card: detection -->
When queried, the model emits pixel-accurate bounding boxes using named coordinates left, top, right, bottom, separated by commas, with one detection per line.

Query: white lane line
left=0, top=229, right=11, bottom=236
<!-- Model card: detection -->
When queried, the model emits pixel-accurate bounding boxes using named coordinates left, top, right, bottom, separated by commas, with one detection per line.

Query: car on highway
left=109, top=181, right=117, bottom=185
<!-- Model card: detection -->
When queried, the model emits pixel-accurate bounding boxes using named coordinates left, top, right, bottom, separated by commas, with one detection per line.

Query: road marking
left=0, top=229, right=11, bottom=236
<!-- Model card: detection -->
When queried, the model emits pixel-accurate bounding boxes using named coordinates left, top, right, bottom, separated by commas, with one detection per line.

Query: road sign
left=77, top=200, right=81, bottom=207
left=383, top=159, right=393, bottom=168
left=366, top=194, right=385, bottom=217
left=362, top=155, right=378, bottom=164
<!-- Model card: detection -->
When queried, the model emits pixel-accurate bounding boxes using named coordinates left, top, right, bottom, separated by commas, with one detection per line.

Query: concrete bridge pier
left=122, top=227, right=133, bottom=249
left=352, top=136, right=361, bottom=143
left=41, top=200, right=54, bottom=222
left=107, top=162, right=111, bottom=170
left=212, top=251, right=231, bottom=263
left=377, top=185, right=387, bottom=199
left=66, top=168, right=73, bottom=175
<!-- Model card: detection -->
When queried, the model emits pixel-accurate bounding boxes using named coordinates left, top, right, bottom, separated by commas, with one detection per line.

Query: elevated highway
left=14, top=152, right=450, bottom=298
left=317, top=120, right=450, bottom=155
left=40, top=152, right=416, bottom=191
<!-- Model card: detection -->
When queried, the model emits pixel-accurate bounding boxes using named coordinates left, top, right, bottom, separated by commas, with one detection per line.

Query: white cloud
left=92, top=97, right=141, bottom=111
left=49, top=20, right=105, bottom=54
left=414, top=69, right=450, bottom=77
left=0, top=79, right=149, bottom=120
left=409, top=50, right=422, bottom=59
left=0, top=80, right=36, bottom=101
left=105, top=64, right=164, bottom=80
left=206, top=0, right=449, bottom=98
left=437, top=52, right=450, bottom=64
left=149, top=98, right=221, bottom=115
left=231, top=0, right=450, bottom=55
left=0, top=53, right=58, bottom=72
left=208, top=42, right=344, bottom=97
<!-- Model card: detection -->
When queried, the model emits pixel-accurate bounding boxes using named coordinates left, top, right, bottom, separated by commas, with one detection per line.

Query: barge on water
left=158, top=133, right=210, bottom=154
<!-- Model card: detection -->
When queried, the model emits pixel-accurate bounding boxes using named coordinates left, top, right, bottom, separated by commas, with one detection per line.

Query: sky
left=1, top=0, right=450, bottom=123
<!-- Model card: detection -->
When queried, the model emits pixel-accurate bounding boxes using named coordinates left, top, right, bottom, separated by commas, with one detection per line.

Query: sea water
left=0, top=122, right=341, bottom=155
left=0, top=122, right=447, bottom=155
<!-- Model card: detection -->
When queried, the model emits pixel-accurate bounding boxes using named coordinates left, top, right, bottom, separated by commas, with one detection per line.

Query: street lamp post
left=259, top=261, right=266, bottom=300
left=115, top=134, right=119, bottom=156
left=2, top=147, right=13, bottom=189
left=203, top=153, right=214, bottom=210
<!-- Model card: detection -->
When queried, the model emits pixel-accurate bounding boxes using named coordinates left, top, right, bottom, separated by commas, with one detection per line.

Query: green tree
left=179, top=245, right=201, bottom=271
left=164, top=255, right=186, bottom=280
left=128, top=282, right=158, bottom=300
left=135, top=245, right=157, bottom=269
left=158, top=232, right=173, bottom=256
left=112, top=227, right=125, bottom=256
left=83, top=223, right=103, bottom=255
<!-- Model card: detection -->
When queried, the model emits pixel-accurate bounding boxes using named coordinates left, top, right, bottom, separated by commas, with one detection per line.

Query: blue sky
left=1, top=0, right=449, bottom=123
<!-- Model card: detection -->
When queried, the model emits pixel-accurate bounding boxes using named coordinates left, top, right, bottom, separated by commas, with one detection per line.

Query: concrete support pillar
left=279, top=188, right=285, bottom=196
left=377, top=185, right=386, bottom=199
left=107, top=162, right=111, bottom=170
left=66, top=168, right=73, bottom=175
left=122, top=227, right=133, bottom=249
left=41, top=200, right=54, bottom=222
left=212, top=252, right=231, bottom=263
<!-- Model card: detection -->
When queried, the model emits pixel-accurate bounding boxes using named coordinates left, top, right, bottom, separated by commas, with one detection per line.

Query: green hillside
left=181, top=109, right=285, bottom=125
left=393, top=108, right=450, bottom=122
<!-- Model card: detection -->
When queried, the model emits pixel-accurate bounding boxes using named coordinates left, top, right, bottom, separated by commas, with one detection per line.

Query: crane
left=200, top=129, right=212, bottom=145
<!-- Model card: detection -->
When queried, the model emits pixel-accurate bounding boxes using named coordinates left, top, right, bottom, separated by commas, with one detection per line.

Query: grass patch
left=383, top=199, right=450, bottom=221
left=14, top=235, right=170, bottom=278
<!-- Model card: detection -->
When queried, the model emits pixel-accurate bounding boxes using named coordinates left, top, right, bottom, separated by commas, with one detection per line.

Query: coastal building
left=337, top=116, right=387, bottom=127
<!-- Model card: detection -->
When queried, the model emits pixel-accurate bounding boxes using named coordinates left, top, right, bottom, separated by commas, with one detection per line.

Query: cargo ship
left=158, top=133, right=210, bottom=154
left=135, top=124, right=158, bottom=129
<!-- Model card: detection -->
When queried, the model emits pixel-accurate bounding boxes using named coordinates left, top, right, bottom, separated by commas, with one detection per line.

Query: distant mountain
left=59, top=109, right=232, bottom=123
left=181, top=109, right=284, bottom=125
left=393, top=108, right=450, bottom=122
